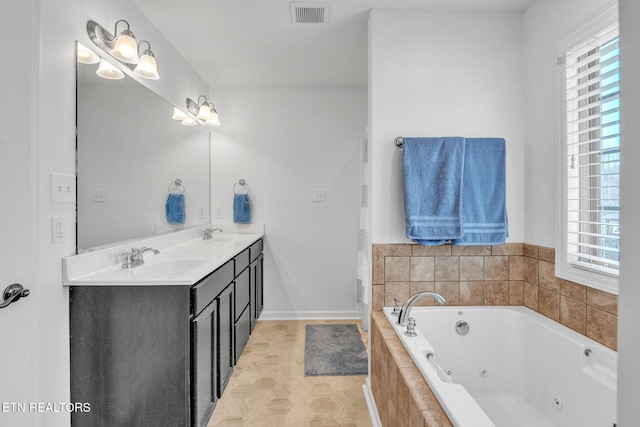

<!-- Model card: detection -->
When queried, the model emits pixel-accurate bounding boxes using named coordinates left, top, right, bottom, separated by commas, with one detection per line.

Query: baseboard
left=363, top=377, right=382, bottom=427
left=259, top=310, right=361, bottom=320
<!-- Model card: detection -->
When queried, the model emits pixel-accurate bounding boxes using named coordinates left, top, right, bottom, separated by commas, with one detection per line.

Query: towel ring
left=168, top=178, right=185, bottom=194
left=233, top=179, right=250, bottom=195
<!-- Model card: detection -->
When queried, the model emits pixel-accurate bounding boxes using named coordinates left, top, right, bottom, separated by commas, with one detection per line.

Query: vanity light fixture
left=134, top=40, right=159, bottom=80
left=109, top=20, right=139, bottom=64
left=187, top=96, right=221, bottom=126
left=95, top=58, right=125, bottom=80
left=87, top=20, right=160, bottom=80
left=181, top=117, right=197, bottom=126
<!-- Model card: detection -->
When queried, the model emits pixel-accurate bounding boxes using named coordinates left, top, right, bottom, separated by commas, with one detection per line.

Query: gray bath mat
left=304, top=324, right=368, bottom=376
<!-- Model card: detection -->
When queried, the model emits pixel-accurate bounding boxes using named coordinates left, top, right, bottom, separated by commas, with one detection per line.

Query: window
left=556, top=4, right=620, bottom=294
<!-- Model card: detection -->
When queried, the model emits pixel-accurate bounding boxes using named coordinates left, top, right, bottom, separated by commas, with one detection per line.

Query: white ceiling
left=132, top=0, right=535, bottom=88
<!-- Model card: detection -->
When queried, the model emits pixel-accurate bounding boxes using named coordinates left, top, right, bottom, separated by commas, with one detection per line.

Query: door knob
left=0, top=284, right=30, bottom=309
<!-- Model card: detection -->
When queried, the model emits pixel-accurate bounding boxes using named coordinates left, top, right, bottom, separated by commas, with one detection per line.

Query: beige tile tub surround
left=371, top=311, right=452, bottom=427
left=372, top=243, right=618, bottom=350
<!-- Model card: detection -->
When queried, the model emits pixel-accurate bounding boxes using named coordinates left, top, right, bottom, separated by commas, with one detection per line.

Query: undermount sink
left=132, top=258, right=207, bottom=279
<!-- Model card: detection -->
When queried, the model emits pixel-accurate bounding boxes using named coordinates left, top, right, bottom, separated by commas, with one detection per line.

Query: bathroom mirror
left=75, top=43, right=210, bottom=252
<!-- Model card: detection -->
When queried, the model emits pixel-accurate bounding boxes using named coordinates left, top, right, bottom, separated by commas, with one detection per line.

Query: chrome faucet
left=203, top=227, right=223, bottom=240
left=121, top=247, right=160, bottom=269
left=396, top=291, right=446, bottom=326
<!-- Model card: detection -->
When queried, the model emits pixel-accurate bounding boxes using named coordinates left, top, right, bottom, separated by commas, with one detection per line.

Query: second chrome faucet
left=396, top=291, right=446, bottom=326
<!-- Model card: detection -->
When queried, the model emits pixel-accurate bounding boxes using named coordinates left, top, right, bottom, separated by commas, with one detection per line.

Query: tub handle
left=426, top=352, right=454, bottom=383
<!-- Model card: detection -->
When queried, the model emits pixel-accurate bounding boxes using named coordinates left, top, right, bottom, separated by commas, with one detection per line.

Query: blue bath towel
left=233, top=193, right=251, bottom=223
left=402, top=137, right=466, bottom=245
left=451, top=138, right=508, bottom=245
left=165, top=193, right=185, bottom=224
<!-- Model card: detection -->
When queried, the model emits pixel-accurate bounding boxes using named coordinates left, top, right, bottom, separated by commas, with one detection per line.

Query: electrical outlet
left=52, top=216, right=65, bottom=244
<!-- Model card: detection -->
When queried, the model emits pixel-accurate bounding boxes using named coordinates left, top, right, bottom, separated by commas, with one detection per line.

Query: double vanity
left=63, top=226, right=264, bottom=427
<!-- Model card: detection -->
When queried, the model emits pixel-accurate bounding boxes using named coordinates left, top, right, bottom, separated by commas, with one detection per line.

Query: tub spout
left=397, top=291, right=446, bottom=326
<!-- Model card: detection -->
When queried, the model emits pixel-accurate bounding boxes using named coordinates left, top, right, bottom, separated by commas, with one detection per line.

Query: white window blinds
left=557, top=5, right=620, bottom=293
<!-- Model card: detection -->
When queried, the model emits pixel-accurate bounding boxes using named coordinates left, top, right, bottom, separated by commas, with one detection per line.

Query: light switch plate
left=51, top=173, right=76, bottom=204
left=312, top=189, right=327, bottom=202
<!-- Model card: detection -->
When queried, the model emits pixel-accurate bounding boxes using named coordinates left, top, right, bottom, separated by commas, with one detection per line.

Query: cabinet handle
left=0, top=284, right=30, bottom=309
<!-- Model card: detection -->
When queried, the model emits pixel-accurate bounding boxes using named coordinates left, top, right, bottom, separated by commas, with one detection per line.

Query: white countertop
left=63, top=225, right=263, bottom=286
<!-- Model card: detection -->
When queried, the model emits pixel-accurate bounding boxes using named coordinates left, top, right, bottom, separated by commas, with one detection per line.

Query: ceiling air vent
left=290, top=2, right=330, bottom=24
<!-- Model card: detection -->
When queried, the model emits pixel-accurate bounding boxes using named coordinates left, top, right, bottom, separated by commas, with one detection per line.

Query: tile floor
left=209, top=319, right=372, bottom=427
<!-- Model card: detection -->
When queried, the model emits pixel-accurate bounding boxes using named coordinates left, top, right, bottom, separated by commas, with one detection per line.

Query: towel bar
left=168, top=178, right=185, bottom=193
left=233, top=179, right=251, bottom=194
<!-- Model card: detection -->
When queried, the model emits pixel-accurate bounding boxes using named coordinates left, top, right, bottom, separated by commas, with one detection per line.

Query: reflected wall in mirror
left=76, top=42, right=210, bottom=252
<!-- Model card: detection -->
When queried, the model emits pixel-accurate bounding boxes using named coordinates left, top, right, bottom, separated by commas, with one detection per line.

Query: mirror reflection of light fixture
left=87, top=20, right=160, bottom=80
left=77, top=43, right=100, bottom=64
left=96, top=58, right=125, bottom=80
left=181, top=117, right=197, bottom=126
left=109, top=20, right=139, bottom=64
left=187, top=96, right=221, bottom=127
left=171, top=107, right=188, bottom=121
left=134, top=40, right=159, bottom=80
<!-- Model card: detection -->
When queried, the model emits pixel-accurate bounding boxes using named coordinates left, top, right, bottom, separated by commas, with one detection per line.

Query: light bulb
left=172, top=108, right=188, bottom=121
left=134, top=53, right=159, bottom=80
left=197, top=104, right=212, bottom=121
left=77, top=43, right=100, bottom=64
left=96, top=58, right=124, bottom=80
left=110, top=30, right=139, bottom=64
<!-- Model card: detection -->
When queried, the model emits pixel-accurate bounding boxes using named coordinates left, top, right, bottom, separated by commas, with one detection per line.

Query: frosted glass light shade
left=181, top=117, right=197, bottom=126
left=207, top=110, right=220, bottom=126
left=197, top=104, right=212, bottom=121
left=172, top=108, right=188, bottom=121
left=96, top=58, right=124, bottom=80
left=77, top=43, right=100, bottom=64
left=110, top=31, right=139, bottom=64
left=134, top=53, right=159, bottom=80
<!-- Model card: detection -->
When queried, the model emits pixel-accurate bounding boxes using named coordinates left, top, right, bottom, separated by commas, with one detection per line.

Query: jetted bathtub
left=383, top=306, right=617, bottom=427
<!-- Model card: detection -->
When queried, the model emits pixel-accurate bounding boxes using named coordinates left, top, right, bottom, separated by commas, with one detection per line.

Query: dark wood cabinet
left=69, top=238, right=264, bottom=427
left=217, top=284, right=234, bottom=397
left=191, top=299, right=217, bottom=427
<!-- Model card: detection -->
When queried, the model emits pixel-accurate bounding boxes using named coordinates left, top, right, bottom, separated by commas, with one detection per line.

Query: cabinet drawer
left=192, top=260, right=234, bottom=315
left=234, top=249, right=250, bottom=276
left=249, top=239, right=263, bottom=262
left=234, top=268, right=250, bottom=320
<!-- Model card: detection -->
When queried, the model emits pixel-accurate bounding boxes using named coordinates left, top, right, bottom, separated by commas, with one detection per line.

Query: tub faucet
left=203, top=227, right=223, bottom=240
left=397, top=291, right=446, bottom=326
left=121, top=247, right=160, bottom=269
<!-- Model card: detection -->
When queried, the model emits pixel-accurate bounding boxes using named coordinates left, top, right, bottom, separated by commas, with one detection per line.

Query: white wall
left=210, top=86, right=366, bottom=318
left=522, top=0, right=613, bottom=246
left=617, top=0, right=640, bottom=422
left=368, top=9, right=525, bottom=244
left=24, top=1, right=208, bottom=425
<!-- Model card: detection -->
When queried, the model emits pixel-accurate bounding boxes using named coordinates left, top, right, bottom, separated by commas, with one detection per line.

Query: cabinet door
left=234, top=305, right=251, bottom=364
left=249, top=254, right=264, bottom=331
left=217, top=284, right=234, bottom=397
left=191, top=300, right=217, bottom=427
left=234, top=268, right=250, bottom=321
left=256, top=254, right=264, bottom=319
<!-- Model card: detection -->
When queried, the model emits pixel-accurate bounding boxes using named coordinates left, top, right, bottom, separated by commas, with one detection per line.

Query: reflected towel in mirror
left=233, top=193, right=251, bottom=223
left=166, top=193, right=185, bottom=224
